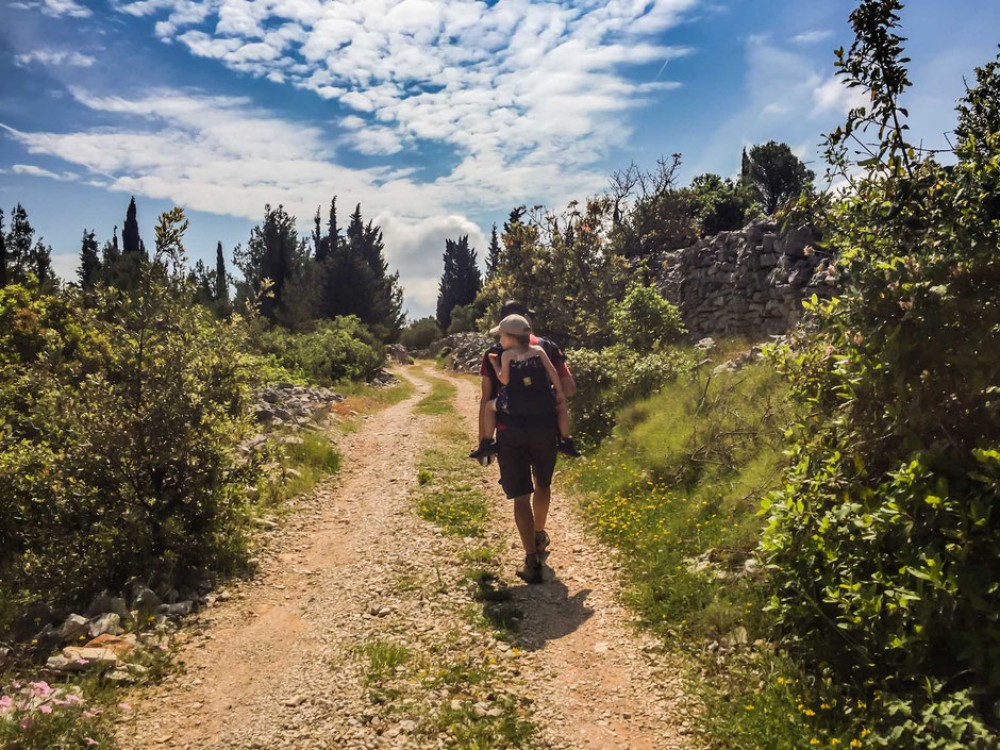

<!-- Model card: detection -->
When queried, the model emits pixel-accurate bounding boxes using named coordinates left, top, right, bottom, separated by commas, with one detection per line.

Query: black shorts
left=496, top=425, right=559, bottom=499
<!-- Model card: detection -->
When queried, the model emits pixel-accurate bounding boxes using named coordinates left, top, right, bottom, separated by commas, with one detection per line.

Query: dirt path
left=117, top=365, right=698, bottom=750
left=437, top=369, right=697, bottom=750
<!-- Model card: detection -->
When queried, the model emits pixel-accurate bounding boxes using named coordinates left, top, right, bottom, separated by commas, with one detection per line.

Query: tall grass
left=568, top=360, right=868, bottom=747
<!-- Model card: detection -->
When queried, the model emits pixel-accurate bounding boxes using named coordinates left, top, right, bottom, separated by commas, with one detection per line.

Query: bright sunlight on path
left=116, top=365, right=698, bottom=750
left=438, top=368, right=698, bottom=750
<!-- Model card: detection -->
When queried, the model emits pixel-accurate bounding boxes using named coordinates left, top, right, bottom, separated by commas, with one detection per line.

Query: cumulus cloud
left=111, top=0, right=695, bottom=186
left=1, top=90, right=489, bottom=314
left=15, top=49, right=97, bottom=67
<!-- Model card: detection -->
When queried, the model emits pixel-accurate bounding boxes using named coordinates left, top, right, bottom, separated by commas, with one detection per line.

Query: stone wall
left=651, top=220, right=838, bottom=339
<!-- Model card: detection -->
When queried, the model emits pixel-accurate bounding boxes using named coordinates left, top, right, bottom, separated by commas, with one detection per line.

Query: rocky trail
left=116, top=365, right=699, bottom=750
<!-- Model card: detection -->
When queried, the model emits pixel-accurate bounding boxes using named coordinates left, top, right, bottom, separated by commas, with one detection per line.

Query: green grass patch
left=566, top=359, right=862, bottom=747
left=414, top=372, right=457, bottom=415
left=356, top=639, right=413, bottom=684
left=413, top=423, right=488, bottom=537
left=261, top=431, right=341, bottom=506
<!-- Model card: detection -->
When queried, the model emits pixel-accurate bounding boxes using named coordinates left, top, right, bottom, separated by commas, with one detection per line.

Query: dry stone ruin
left=651, top=220, right=838, bottom=339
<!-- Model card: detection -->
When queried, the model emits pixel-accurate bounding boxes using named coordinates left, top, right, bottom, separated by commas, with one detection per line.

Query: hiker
left=472, top=301, right=578, bottom=584
left=470, top=303, right=580, bottom=461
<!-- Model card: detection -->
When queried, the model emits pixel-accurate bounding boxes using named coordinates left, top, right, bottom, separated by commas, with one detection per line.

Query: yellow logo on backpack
left=522, top=376, right=532, bottom=387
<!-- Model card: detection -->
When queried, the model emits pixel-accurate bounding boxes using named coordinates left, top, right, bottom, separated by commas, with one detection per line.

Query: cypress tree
left=238, top=204, right=300, bottom=321
left=79, top=229, right=100, bottom=288
left=123, top=196, right=142, bottom=255
left=0, top=208, right=6, bottom=288
left=485, top=223, right=501, bottom=281
left=312, top=207, right=325, bottom=262
left=103, top=227, right=121, bottom=266
left=436, top=235, right=482, bottom=331
left=327, top=197, right=338, bottom=257
left=215, top=241, right=228, bottom=303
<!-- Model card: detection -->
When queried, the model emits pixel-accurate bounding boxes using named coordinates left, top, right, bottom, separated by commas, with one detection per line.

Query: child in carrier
left=477, top=314, right=575, bottom=454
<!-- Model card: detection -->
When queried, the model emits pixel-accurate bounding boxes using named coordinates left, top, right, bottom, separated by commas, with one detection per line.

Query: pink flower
left=19, top=716, right=33, bottom=731
left=0, top=696, right=12, bottom=712
left=63, top=694, right=84, bottom=705
left=85, top=739, right=99, bottom=746
left=39, top=704, right=53, bottom=714
left=118, top=702, right=131, bottom=712
left=29, top=681, right=53, bottom=698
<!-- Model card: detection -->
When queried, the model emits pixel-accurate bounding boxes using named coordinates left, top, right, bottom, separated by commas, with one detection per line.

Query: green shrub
left=0, top=263, right=259, bottom=627
left=566, top=344, right=695, bottom=444
left=761, top=16, right=1000, bottom=737
left=250, top=315, right=384, bottom=384
left=610, top=284, right=686, bottom=351
left=399, top=316, right=441, bottom=350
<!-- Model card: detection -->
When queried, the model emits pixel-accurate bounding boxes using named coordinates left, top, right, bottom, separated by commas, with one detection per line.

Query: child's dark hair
left=513, top=332, right=531, bottom=347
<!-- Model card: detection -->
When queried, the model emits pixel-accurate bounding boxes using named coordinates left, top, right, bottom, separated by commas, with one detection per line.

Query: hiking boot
left=557, top=436, right=582, bottom=457
left=534, top=530, right=551, bottom=561
left=468, top=438, right=497, bottom=465
left=516, top=553, right=544, bottom=584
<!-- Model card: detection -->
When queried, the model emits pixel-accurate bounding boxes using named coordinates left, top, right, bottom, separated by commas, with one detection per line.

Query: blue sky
left=1, top=0, right=998, bottom=319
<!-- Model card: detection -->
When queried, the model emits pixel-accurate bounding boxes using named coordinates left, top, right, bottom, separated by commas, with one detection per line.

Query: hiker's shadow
left=506, top=567, right=594, bottom=651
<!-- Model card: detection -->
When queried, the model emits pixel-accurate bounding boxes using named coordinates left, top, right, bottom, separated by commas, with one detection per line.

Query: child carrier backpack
left=504, top=355, right=556, bottom=417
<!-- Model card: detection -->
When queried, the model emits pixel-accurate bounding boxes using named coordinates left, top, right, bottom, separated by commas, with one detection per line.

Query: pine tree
left=485, top=223, right=501, bottom=281
left=743, top=141, right=814, bottom=215
left=214, top=241, right=228, bottom=304
left=123, top=196, right=142, bottom=255
left=3, top=204, right=52, bottom=285
left=78, top=229, right=100, bottom=288
left=29, top=240, right=53, bottom=285
left=8, top=204, right=33, bottom=272
left=436, top=235, right=482, bottom=331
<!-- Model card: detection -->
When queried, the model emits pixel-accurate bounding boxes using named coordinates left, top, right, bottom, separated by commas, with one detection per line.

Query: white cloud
left=36, top=0, right=92, bottom=18
left=374, top=212, right=487, bottom=317
left=0, top=90, right=489, bottom=314
left=112, top=0, right=698, bottom=188
left=15, top=49, right=97, bottom=67
left=49, top=253, right=81, bottom=283
left=689, top=35, right=843, bottom=178
left=812, top=75, right=868, bottom=116
left=11, top=164, right=79, bottom=181
left=791, top=30, right=834, bottom=45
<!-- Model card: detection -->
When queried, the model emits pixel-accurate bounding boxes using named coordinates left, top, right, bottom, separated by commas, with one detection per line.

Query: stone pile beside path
left=253, top=383, right=346, bottom=430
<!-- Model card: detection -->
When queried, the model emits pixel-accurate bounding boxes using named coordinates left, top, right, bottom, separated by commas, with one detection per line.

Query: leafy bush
left=761, top=8, right=1000, bottom=737
left=566, top=344, right=695, bottom=444
left=0, top=262, right=259, bottom=626
left=610, top=284, right=685, bottom=351
left=446, top=303, right=479, bottom=335
left=400, top=316, right=441, bottom=350
left=250, top=316, right=385, bottom=385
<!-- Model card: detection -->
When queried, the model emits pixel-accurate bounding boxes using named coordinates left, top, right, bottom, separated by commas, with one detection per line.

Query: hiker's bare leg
left=513, top=495, right=538, bottom=554
left=484, top=401, right=497, bottom=437
left=478, top=376, right=493, bottom=441
left=532, top=486, right=550, bottom=533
